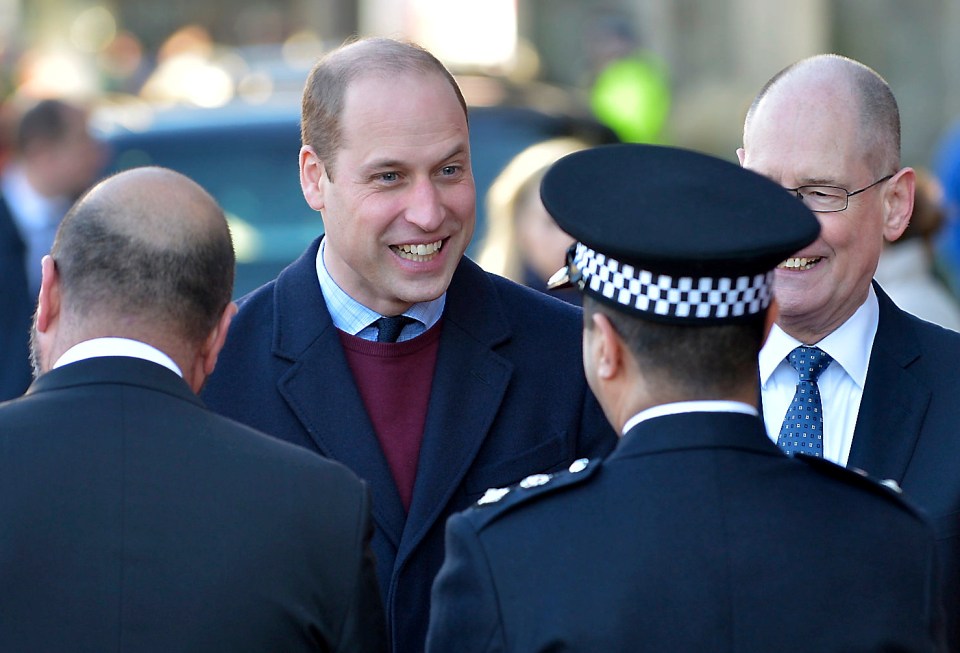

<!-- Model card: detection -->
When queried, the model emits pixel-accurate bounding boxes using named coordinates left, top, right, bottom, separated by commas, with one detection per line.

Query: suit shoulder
left=490, top=272, right=579, bottom=311
left=233, top=276, right=279, bottom=316
left=794, top=453, right=928, bottom=522
left=207, top=411, right=364, bottom=487
left=463, top=458, right=601, bottom=530
left=883, top=295, right=960, bottom=345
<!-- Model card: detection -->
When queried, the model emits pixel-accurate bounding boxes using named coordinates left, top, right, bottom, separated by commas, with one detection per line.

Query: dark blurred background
left=6, top=0, right=960, bottom=163
left=5, top=0, right=960, bottom=297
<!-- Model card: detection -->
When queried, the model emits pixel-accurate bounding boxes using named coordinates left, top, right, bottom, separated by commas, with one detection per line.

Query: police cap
left=542, top=144, right=820, bottom=324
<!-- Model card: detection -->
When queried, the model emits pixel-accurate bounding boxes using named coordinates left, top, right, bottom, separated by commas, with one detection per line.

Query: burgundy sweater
left=339, top=321, right=443, bottom=510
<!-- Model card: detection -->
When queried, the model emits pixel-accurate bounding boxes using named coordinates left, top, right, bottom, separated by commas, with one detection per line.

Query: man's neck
left=778, top=289, right=872, bottom=345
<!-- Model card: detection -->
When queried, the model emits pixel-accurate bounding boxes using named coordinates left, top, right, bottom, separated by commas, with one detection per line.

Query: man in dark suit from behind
left=0, top=166, right=387, bottom=652
left=427, top=145, right=945, bottom=652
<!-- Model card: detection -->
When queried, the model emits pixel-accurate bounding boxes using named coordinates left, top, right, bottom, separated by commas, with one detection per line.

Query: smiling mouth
left=392, top=239, right=443, bottom=262
left=778, top=256, right=822, bottom=271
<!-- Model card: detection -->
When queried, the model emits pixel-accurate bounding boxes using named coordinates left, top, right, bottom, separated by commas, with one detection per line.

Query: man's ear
left=882, top=166, right=915, bottom=243
left=736, top=147, right=746, bottom=166
left=35, top=255, right=60, bottom=334
left=299, top=145, right=327, bottom=212
left=591, top=311, right=624, bottom=382
left=192, top=301, right=237, bottom=393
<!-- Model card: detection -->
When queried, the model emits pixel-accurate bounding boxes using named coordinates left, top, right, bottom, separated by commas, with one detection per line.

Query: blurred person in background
left=476, top=136, right=590, bottom=305
left=740, top=53, right=960, bottom=650
left=933, top=118, right=960, bottom=296
left=0, top=98, right=105, bottom=401
left=875, top=168, right=960, bottom=331
left=0, top=166, right=386, bottom=653
left=584, top=13, right=671, bottom=144
left=201, top=36, right=617, bottom=653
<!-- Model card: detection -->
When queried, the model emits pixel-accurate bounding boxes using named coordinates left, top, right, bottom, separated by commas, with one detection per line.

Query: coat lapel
left=271, top=239, right=407, bottom=546
left=268, top=249, right=516, bottom=558
left=847, top=284, right=930, bottom=481
left=401, top=259, right=513, bottom=559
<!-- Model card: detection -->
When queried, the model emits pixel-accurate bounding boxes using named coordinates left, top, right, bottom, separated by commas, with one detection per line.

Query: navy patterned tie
left=777, top=346, right=833, bottom=457
left=375, top=315, right=412, bottom=343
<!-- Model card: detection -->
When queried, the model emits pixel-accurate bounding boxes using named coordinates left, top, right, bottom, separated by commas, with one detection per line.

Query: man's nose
left=404, top=178, right=444, bottom=231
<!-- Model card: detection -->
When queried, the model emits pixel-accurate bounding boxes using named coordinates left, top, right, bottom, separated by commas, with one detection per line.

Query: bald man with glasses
left=739, top=53, right=960, bottom=650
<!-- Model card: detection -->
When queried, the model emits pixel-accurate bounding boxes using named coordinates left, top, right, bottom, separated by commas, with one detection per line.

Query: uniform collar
left=622, top=400, right=758, bottom=435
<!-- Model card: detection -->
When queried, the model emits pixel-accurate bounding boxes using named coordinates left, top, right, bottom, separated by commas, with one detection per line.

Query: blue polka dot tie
left=777, top=346, right=833, bottom=457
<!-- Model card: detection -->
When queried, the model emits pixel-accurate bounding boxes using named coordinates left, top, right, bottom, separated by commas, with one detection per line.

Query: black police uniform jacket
left=426, top=410, right=945, bottom=653
left=0, top=356, right=387, bottom=652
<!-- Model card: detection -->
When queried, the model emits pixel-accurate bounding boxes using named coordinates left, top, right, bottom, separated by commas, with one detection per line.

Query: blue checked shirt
left=315, top=238, right=445, bottom=342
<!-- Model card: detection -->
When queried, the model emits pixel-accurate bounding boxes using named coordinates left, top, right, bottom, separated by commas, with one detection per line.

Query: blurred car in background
left=94, top=79, right=616, bottom=298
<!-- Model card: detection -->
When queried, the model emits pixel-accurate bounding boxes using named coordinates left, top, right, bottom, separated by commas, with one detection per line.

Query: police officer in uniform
left=426, top=144, right=946, bottom=652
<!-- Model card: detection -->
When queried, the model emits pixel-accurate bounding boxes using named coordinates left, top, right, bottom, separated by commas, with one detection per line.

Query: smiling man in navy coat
left=0, top=167, right=386, bottom=652
left=427, top=144, right=945, bottom=652
left=200, top=37, right=617, bottom=653
left=740, top=54, right=960, bottom=650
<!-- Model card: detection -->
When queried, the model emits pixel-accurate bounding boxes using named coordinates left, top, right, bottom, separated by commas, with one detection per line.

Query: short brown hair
left=300, top=37, right=468, bottom=179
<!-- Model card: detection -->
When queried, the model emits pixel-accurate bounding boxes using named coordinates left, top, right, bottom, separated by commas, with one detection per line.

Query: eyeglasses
left=786, top=174, right=894, bottom=213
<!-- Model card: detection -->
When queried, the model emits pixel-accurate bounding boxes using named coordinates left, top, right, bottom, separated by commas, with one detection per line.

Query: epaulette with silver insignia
left=794, top=454, right=921, bottom=515
left=472, top=458, right=599, bottom=517
left=477, top=487, right=510, bottom=506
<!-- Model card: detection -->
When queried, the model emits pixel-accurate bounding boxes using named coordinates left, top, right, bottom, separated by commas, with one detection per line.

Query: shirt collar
left=53, top=337, right=183, bottom=377
left=621, top=400, right=758, bottom=435
left=759, top=284, right=879, bottom=389
left=315, top=237, right=445, bottom=335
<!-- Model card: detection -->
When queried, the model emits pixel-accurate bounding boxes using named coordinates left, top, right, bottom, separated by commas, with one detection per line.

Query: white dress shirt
left=622, top=400, right=759, bottom=435
left=54, top=337, right=183, bottom=377
left=759, top=286, right=879, bottom=466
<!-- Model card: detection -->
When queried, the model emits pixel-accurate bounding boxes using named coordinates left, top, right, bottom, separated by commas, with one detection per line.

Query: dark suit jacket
left=427, top=411, right=945, bottom=652
left=0, top=356, right=387, bottom=653
left=0, top=194, right=33, bottom=401
left=849, top=283, right=960, bottom=650
left=201, top=237, right=618, bottom=653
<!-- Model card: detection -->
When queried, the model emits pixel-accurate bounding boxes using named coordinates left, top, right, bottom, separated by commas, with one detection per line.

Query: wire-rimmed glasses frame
left=786, top=174, right=895, bottom=213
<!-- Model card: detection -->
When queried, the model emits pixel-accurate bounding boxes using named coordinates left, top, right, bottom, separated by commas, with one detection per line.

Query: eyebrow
left=792, top=176, right=844, bottom=187
left=363, top=144, right=470, bottom=173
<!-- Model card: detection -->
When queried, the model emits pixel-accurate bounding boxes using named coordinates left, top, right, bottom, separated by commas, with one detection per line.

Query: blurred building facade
left=8, top=0, right=960, bottom=167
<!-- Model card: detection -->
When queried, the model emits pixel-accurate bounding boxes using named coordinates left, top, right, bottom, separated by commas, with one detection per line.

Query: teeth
left=393, top=240, right=442, bottom=262
left=778, top=257, right=821, bottom=271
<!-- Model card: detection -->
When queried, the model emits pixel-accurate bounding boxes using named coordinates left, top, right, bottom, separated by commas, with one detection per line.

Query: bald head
left=51, top=166, right=235, bottom=344
left=739, top=54, right=914, bottom=344
left=744, top=54, right=900, bottom=176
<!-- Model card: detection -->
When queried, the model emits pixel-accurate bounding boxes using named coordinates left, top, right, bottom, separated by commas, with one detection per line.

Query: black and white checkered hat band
left=574, top=242, right=773, bottom=320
